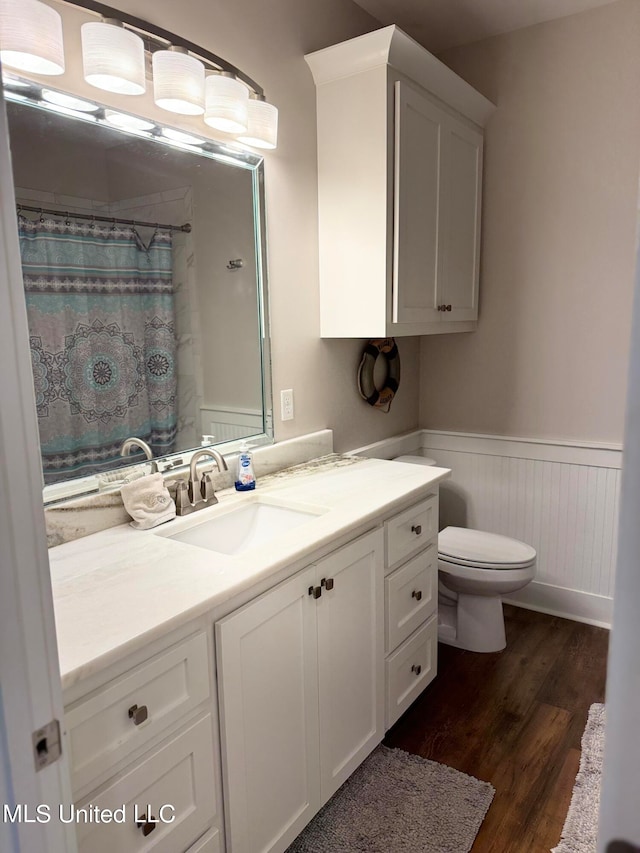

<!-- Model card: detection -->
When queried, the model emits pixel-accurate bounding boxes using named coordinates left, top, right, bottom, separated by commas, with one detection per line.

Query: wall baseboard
left=504, top=581, right=612, bottom=629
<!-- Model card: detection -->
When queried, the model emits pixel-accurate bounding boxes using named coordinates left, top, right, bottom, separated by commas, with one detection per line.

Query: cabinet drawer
left=66, top=632, right=210, bottom=794
left=386, top=615, right=437, bottom=729
left=76, top=714, right=216, bottom=853
left=385, top=545, right=437, bottom=653
left=187, top=828, right=222, bottom=853
left=385, top=495, right=438, bottom=570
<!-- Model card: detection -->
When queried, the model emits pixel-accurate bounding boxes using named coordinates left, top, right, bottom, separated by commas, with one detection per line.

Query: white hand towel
left=120, top=473, right=176, bottom=530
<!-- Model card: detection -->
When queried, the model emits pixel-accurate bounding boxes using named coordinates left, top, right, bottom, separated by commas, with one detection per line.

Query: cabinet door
left=216, top=566, right=320, bottom=853
left=392, top=81, right=446, bottom=327
left=440, top=116, right=483, bottom=322
left=315, top=530, right=384, bottom=802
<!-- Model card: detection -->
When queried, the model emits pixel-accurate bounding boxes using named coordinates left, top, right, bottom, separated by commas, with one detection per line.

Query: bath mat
left=285, top=745, right=495, bottom=853
left=553, top=703, right=606, bottom=853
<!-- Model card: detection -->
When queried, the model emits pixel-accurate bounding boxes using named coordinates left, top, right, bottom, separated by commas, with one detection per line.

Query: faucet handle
left=200, top=472, right=219, bottom=504
left=175, top=481, right=193, bottom=516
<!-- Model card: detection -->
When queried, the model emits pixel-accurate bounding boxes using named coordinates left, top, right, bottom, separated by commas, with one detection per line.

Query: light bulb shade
left=237, top=99, right=278, bottom=150
left=204, top=75, right=248, bottom=133
left=81, top=21, right=145, bottom=95
left=0, top=0, right=64, bottom=76
left=152, top=49, right=204, bottom=115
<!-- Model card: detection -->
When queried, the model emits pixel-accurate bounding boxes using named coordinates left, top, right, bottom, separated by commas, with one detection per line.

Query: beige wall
left=34, top=0, right=421, bottom=454
left=419, top=0, right=640, bottom=444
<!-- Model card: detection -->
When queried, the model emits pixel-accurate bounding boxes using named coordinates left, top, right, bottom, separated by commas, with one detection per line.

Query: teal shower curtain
left=19, top=217, right=178, bottom=484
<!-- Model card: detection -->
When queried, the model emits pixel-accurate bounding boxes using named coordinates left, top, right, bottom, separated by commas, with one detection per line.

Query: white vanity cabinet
left=305, top=25, right=494, bottom=338
left=216, top=529, right=384, bottom=853
left=384, top=492, right=439, bottom=728
left=62, top=622, right=224, bottom=853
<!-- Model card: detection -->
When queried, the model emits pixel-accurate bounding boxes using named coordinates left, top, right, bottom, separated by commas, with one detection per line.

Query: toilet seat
left=438, top=527, right=536, bottom=570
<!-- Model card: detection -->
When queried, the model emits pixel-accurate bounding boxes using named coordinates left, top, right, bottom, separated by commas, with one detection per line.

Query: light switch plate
left=281, top=389, right=294, bottom=421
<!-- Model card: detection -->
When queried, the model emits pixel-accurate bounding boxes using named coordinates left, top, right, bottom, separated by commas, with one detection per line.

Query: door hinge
left=32, top=719, right=62, bottom=771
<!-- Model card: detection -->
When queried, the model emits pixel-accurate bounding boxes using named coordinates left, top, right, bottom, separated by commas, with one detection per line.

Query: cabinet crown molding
left=305, top=25, right=495, bottom=127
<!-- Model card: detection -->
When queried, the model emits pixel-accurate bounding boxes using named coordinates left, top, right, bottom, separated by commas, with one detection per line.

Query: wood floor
left=384, top=605, right=609, bottom=853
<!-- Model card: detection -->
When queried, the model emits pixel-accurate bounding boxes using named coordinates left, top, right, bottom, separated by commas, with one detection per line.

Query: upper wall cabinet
left=305, top=26, right=495, bottom=338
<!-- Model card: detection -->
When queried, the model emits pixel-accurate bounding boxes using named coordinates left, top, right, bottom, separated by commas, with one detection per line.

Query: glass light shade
left=204, top=74, right=248, bottom=133
left=237, top=99, right=278, bottom=150
left=153, top=49, right=204, bottom=115
left=42, top=89, right=98, bottom=113
left=0, top=0, right=64, bottom=76
left=81, top=21, right=145, bottom=95
left=104, top=109, right=154, bottom=132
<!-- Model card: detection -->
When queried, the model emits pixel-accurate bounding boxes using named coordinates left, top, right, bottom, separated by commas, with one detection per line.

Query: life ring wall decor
left=357, top=338, right=401, bottom=413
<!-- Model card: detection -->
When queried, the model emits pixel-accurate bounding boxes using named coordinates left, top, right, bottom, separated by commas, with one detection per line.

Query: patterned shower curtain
left=19, top=217, right=178, bottom=484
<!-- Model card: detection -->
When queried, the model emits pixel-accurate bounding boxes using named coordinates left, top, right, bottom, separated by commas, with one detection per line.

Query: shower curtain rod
left=17, top=204, right=192, bottom=234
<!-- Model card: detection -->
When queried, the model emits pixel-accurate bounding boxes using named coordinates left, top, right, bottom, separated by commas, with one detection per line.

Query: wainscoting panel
left=420, top=432, right=621, bottom=626
left=349, top=430, right=621, bottom=626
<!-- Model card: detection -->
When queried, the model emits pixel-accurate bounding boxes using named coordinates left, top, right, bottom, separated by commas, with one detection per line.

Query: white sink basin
left=165, top=499, right=326, bottom=555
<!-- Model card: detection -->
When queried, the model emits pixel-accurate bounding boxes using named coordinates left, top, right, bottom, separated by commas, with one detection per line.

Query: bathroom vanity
left=50, top=456, right=448, bottom=853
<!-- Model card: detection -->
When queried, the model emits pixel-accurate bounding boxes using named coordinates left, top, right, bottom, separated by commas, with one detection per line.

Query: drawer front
left=385, top=545, right=437, bottom=653
left=187, top=828, right=222, bottom=853
left=385, top=495, right=438, bottom=571
left=67, top=632, right=210, bottom=794
left=386, top=615, right=437, bottom=729
left=76, top=714, right=216, bottom=853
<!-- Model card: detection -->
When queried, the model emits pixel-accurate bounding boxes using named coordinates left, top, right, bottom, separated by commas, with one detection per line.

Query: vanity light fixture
left=81, top=19, right=145, bottom=95
left=42, top=89, right=98, bottom=112
left=0, top=0, right=64, bottom=76
left=153, top=47, right=205, bottom=115
left=204, top=72, right=249, bottom=133
left=237, top=95, right=278, bottom=150
left=162, top=127, right=205, bottom=146
left=0, top=0, right=279, bottom=149
left=104, top=109, right=155, bottom=132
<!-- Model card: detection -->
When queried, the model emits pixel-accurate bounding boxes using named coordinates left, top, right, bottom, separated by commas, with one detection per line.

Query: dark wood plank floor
left=384, top=605, right=609, bottom=853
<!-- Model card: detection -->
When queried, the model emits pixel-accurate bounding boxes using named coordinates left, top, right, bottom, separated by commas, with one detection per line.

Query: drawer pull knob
left=309, top=585, right=322, bottom=599
left=411, top=524, right=422, bottom=535
left=412, top=590, right=423, bottom=601
left=321, top=577, right=334, bottom=591
left=136, top=814, right=156, bottom=836
left=411, top=664, right=422, bottom=676
left=128, top=704, right=148, bottom=726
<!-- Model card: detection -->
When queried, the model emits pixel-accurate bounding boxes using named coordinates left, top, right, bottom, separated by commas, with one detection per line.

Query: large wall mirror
left=3, top=82, right=273, bottom=503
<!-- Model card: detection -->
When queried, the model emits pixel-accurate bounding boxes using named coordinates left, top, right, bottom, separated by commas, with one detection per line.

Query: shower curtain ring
left=65, top=212, right=71, bottom=226
left=111, top=218, right=117, bottom=231
left=89, top=215, right=96, bottom=230
left=39, top=208, right=45, bottom=222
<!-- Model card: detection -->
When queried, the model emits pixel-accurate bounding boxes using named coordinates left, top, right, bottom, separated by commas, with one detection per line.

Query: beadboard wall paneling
left=420, top=431, right=621, bottom=627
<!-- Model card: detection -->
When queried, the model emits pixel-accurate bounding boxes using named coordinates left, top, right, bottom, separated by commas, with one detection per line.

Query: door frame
left=0, top=80, right=76, bottom=853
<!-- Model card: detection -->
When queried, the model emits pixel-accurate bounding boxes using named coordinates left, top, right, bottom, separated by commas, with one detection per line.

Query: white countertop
left=49, top=456, right=450, bottom=690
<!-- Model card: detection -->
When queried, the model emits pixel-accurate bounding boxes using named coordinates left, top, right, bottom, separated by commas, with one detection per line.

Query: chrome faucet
left=175, top=449, right=228, bottom=516
left=120, top=437, right=158, bottom=473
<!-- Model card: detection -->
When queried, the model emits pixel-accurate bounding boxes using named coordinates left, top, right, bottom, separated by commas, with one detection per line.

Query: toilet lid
left=438, top=527, right=536, bottom=568
left=393, top=455, right=438, bottom=466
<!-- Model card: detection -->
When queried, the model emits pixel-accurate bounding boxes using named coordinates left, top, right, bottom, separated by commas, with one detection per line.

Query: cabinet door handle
left=128, top=704, right=148, bottom=726
left=437, top=304, right=443, bottom=312
left=412, top=590, right=422, bottom=601
left=136, top=815, right=156, bottom=836
left=446, top=304, right=452, bottom=311
left=411, top=524, right=422, bottom=535
left=308, top=585, right=322, bottom=599
left=411, top=664, right=422, bottom=676
left=321, top=577, right=334, bottom=591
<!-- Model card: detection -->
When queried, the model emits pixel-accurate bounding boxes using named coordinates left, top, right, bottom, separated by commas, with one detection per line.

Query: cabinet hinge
left=32, top=719, right=62, bottom=771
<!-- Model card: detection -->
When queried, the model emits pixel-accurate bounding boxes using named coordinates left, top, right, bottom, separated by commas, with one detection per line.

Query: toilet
left=394, top=455, right=537, bottom=653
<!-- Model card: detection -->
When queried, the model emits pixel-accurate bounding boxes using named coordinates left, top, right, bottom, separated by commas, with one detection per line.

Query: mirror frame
left=3, top=82, right=274, bottom=504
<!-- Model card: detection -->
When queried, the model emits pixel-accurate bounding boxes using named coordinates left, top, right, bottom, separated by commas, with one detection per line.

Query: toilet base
left=437, top=593, right=506, bottom=653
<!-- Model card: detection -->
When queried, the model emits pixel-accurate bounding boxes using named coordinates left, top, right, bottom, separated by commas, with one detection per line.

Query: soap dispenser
left=235, top=442, right=256, bottom=491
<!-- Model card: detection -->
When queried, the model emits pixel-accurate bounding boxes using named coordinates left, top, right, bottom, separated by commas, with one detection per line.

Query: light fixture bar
left=58, top=0, right=264, bottom=96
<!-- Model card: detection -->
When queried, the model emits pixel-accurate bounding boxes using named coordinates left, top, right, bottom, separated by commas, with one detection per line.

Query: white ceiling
left=352, top=0, right=620, bottom=52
